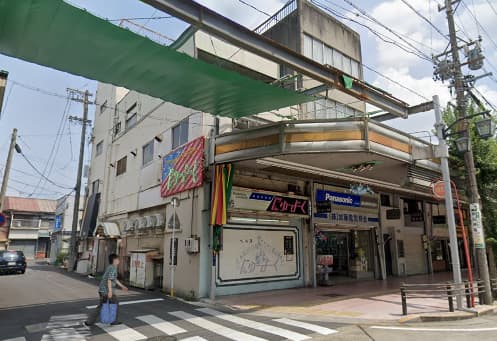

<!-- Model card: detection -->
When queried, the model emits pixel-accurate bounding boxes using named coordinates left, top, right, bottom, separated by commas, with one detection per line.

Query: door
left=330, top=232, right=349, bottom=276
left=384, top=234, right=393, bottom=276
left=9, top=240, right=36, bottom=259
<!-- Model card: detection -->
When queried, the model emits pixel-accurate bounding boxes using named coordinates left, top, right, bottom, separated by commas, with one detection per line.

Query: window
left=126, top=113, right=137, bottom=130
left=403, top=199, right=422, bottom=214
left=324, top=45, right=333, bottom=66
left=303, top=34, right=312, bottom=59
left=333, top=50, right=343, bottom=70
left=116, top=156, right=127, bottom=176
left=113, top=122, right=122, bottom=136
left=343, top=56, right=352, bottom=75
left=99, top=100, right=107, bottom=114
left=380, top=194, right=391, bottom=207
left=142, top=140, right=154, bottom=166
left=92, top=180, right=100, bottom=194
left=125, top=102, right=138, bottom=130
left=96, top=140, right=103, bottom=156
left=172, top=118, right=189, bottom=149
left=312, top=38, right=323, bottom=63
left=351, top=60, right=360, bottom=78
left=397, top=240, right=405, bottom=258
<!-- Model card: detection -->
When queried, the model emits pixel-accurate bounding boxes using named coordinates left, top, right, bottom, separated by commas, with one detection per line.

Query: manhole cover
left=146, top=337, right=177, bottom=341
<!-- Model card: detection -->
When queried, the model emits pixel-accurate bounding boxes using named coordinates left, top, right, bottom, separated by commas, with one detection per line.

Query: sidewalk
left=209, top=272, right=496, bottom=323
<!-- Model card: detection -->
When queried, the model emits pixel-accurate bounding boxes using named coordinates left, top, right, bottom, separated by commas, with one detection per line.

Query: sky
left=0, top=0, right=495, bottom=199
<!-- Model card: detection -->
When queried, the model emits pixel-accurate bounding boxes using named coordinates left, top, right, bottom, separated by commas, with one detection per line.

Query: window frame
left=95, top=140, right=103, bottom=156
left=172, top=117, right=189, bottom=149
left=142, top=140, right=154, bottom=167
left=116, top=156, right=127, bottom=176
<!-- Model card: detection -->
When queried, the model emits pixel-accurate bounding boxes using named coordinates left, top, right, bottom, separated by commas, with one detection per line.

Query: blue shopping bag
left=100, top=300, right=117, bottom=324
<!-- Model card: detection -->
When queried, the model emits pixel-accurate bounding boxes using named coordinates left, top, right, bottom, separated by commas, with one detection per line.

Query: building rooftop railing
left=254, top=0, right=297, bottom=35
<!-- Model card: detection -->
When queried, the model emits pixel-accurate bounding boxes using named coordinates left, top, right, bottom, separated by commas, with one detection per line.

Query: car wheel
left=21, top=270, right=26, bottom=274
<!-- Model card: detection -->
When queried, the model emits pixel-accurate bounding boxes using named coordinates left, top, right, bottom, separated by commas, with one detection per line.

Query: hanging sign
left=470, top=203, right=485, bottom=248
left=432, top=181, right=445, bottom=200
left=161, top=137, right=204, bottom=197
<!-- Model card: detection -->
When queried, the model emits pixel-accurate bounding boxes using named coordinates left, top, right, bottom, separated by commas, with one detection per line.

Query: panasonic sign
left=316, top=189, right=361, bottom=207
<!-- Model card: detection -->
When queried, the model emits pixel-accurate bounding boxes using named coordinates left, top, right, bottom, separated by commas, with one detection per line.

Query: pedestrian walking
left=85, top=253, right=128, bottom=326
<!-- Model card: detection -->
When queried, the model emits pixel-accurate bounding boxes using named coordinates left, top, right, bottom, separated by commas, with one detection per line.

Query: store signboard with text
left=230, top=187, right=309, bottom=216
left=161, top=137, right=205, bottom=197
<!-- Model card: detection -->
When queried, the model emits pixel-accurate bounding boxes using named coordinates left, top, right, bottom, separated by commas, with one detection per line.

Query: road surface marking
left=169, top=311, right=267, bottom=341
left=197, top=308, right=310, bottom=341
left=179, top=338, right=208, bottom=341
left=273, top=318, right=338, bottom=335
left=96, top=323, right=147, bottom=341
left=86, top=298, right=164, bottom=309
left=2, top=338, right=27, bottom=341
left=136, top=314, right=186, bottom=335
left=41, top=314, right=90, bottom=340
left=371, top=326, right=497, bottom=332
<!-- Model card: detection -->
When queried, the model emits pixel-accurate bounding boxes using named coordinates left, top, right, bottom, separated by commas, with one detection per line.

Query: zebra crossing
left=92, top=308, right=338, bottom=341
left=3, top=307, right=338, bottom=341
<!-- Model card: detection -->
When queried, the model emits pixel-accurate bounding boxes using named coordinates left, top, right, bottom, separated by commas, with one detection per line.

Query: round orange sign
left=432, top=181, right=445, bottom=199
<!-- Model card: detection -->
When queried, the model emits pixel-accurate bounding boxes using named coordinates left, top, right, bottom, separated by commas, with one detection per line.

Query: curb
left=399, top=304, right=497, bottom=323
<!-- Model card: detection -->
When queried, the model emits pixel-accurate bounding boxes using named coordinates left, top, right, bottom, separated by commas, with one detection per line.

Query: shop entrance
left=316, top=228, right=375, bottom=283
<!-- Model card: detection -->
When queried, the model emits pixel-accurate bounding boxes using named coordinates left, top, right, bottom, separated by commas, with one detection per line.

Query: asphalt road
left=1, top=262, right=497, bottom=341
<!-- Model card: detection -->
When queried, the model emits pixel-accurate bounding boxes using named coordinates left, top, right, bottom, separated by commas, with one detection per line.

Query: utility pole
left=0, top=128, right=18, bottom=212
left=433, top=95, right=463, bottom=309
left=67, top=89, right=92, bottom=271
left=435, top=0, right=493, bottom=304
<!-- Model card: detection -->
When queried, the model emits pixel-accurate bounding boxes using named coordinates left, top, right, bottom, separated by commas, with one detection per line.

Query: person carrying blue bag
left=85, top=253, right=128, bottom=326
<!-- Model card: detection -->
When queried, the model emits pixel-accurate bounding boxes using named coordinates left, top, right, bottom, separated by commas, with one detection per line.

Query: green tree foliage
left=443, top=103, right=497, bottom=239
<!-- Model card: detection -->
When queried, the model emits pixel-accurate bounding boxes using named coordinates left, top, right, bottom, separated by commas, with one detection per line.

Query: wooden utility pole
left=438, top=0, right=493, bottom=304
left=0, top=128, right=18, bottom=212
left=67, top=89, right=92, bottom=271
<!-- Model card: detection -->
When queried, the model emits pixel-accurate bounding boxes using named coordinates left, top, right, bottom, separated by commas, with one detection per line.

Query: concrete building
left=49, top=194, right=85, bottom=264
left=3, top=196, right=56, bottom=259
left=83, top=0, right=453, bottom=299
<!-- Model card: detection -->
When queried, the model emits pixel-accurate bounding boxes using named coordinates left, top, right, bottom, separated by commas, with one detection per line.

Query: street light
left=455, top=136, right=470, bottom=153
left=0, top=70, right=9, bottom=117
left=475, top=118, right=495, bottom=139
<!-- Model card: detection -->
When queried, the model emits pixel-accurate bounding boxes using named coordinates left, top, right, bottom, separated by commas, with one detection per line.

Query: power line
left=400, top=0, right=448, bottom=41
left=18, top=151, right=74, bottom=190
left=237, top=0, right=271, bottom=17
left=312, top=1, right=432, bottom=62
left=484, top=0, right=497, bottom=16
left=107, top=15, right=173, bottom=22
left=340, top=0, right=432, bottom=60
left=460, top=0, right=497, bottom=51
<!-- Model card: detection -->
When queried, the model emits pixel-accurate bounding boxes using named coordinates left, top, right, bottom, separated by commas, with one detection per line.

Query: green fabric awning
left=0, top=0, right=311, bottom=118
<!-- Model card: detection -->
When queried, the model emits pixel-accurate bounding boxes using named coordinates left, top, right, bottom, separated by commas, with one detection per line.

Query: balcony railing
left=254, top=0, right=297, bottom=35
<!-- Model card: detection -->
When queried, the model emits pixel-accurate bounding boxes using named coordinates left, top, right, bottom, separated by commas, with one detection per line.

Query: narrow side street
left=2, top=263, right=497, bottom=341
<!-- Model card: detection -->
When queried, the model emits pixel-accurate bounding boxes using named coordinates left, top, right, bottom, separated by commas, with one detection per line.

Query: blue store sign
left=54, top=215, right=62, bottom=232
left=316, top=189, right=361, bottom=207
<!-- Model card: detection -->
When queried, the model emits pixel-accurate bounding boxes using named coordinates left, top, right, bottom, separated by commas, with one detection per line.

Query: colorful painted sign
left=230, top=188, right=309, bottom=216
left=161, top=137, right=205, bottom=197
left=316, top=189, right=361, bottom=207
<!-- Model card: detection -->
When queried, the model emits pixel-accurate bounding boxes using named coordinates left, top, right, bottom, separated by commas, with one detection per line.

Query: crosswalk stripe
left=95, top=323, right=147, bottom=341
left=86, top=298, right=164, bottom=309
left=169, top=311, right=267, bottom=341
left=274, top=318, right=338, bottom=335
left=197, top=308, right=310, bottom=341
left=136, top=314, right=186, bottom=335
left=2, top=338, right=26, bottom=341
left=179, top=337, right=208, bottom=341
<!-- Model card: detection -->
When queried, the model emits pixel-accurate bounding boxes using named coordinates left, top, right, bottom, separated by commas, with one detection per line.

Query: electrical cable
left=340, top=0, right=432, bottom=60
left=484, top=0, right=497, bottom=16
left=237, top=0, right=271, bottom=17
left=460, top=1, right=497, bottom=51
left=400, top=0, right=448, bottom=41
left=107, top=15, right=173, bottom=22
left=311, top=1, right=432, bottom=62
left=19, top=151, right=74, bottom=190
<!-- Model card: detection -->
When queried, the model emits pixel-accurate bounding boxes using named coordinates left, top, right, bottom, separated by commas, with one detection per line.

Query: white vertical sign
left=470, top=203, right=485, bottom=248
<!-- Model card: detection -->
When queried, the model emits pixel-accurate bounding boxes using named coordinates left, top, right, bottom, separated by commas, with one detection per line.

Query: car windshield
left=0, top=251, right=23, bottom=259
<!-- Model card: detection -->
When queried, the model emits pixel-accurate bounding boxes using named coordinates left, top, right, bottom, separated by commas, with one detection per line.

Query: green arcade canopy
left=0, top=0, right=311, bottom=118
